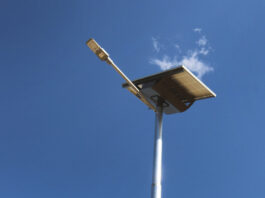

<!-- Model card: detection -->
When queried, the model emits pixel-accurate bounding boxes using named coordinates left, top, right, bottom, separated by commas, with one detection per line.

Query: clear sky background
left=1, top=1, right=265, bottom=198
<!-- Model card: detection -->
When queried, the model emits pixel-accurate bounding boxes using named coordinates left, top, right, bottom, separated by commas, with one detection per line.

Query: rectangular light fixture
left=86, top=38, right=109, bottom=61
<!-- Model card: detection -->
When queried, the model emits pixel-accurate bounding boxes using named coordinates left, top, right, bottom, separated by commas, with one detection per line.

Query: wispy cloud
left=150, top=28, right=213, bottom=79
left=178, top=51, right=213, bottom=78
left=196, top=35, right=207, bottom=46
left=175, top=44, right=181, bottom=53
left=152, top=37, right=160, bottom=53
left=150, top=56, right=177, bottom=71
left=193, top=28, right=202, bottom=33
left=150, top=51, right=213, bottom=79
left=199, top=47, right=209, bottom=55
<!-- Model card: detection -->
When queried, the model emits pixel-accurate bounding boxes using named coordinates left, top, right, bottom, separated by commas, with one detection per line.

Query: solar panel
left=123, top=65, right=216, bottom=114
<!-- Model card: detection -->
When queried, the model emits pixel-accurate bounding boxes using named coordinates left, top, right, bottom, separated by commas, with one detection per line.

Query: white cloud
left=150, top=51, right=213, bottom=79
left=196, top=35, right=207, bottom=46
left=152, top=37, right=160, bottom=53
left=199, top=47, right=209, bottom=55
left=194, top=28, right=202, bottom=33
left=150, top=55, right=178, bottom=71
left=150, top=29, right=213, bottom=79
left=179, top=51, right=213, bottom=78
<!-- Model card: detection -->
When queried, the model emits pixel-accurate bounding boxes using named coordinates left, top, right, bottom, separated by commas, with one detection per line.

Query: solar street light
left=86, top=38, right=216, bottom=198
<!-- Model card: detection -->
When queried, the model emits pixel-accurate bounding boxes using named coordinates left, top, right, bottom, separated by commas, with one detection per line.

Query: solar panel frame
left=122, top=65, right=216, bottom=114
left=123, top=65, right=216, bottom=99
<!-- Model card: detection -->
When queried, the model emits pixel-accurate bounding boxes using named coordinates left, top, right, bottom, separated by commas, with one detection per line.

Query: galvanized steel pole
left=151, top=105, right=163, bottom=198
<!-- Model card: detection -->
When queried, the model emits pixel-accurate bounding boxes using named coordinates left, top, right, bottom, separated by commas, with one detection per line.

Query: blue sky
left=1, top=0, right=265, bottom=198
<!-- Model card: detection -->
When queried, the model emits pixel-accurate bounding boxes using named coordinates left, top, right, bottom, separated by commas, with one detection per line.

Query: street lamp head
left=86, top=38, right=109, bottom=61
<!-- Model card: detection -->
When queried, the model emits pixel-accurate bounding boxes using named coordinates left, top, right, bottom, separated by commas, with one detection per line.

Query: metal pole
left=151, top=105, right=163, bottom=198
left=106, top=57, right=156, bottom=111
